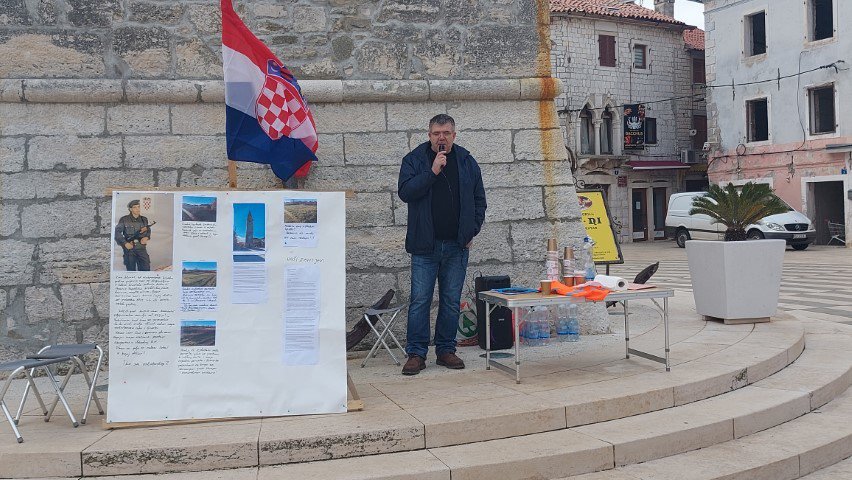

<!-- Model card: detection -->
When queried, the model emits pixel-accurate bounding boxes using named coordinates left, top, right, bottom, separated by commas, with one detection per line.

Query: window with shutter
left=692, top=58, right=705, bottom=84
left=809, top=0, right=833, bottom=41
left=599, top=35, right=616, bottom=67
left=745, top=12, right=767, bottom=56
left=809, top=85, right=835, bottom=134
left=692, top=115, right=707, bottom=149
left=633, top=44, right=647, bottom=69
left=644, top=118, right=657, bottom=144
left=746, top=98, right=769, bottom=142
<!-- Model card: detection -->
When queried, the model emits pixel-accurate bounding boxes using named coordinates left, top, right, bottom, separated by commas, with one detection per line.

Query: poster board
left=107, top=190, right=347, bottom=423
left=577, top=189, right=624, bottom=265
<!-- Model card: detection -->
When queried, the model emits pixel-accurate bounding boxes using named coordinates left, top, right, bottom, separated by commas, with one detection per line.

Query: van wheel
left=675, top=229, right=690, bottom=248
left=792, top=244, right=808, bottom=251
left=747, top=230, right=765, bottom=240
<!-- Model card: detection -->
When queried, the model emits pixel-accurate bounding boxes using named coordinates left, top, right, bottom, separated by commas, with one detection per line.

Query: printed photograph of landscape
left=180, top=320, right=216, bottom=347
left=182, top=261, right=217, bottom=287
left=182, top=196, right=217, bottom=222
left=284, top=198, right=318, bottom=223
left=233, top=203, right=266, bottom=252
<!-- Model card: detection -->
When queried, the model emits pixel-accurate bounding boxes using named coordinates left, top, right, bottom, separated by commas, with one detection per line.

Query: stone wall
left=0, top=0, right=607, bottom=363
left=0, top=0, right=545, bottom=81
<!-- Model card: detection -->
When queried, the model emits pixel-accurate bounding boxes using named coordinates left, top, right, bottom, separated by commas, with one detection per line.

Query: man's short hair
left=128, top=199, right=140, bottom=210
left=429, top=114, right=455, bottom=131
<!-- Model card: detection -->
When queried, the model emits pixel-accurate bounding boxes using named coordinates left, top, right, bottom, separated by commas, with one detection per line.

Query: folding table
left=478, top=287, right=675, bottom=383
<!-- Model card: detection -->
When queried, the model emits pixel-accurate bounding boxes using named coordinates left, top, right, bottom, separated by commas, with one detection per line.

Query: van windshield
left=776, top=196, right=794, bottom=212
left=731, top=186, right=794, bottom=211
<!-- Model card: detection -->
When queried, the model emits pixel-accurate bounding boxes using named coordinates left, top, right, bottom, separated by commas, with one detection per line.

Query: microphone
left=438, top=144, right=446, bottom=171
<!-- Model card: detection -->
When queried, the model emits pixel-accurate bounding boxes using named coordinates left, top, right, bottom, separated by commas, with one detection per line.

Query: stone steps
left=256, top=320, right=852, bottom=480
left=568, top=383, right=852, bottom=479
left=0, top=315, right=831, bottom=478
left=800, top=454, right=852, bottom=479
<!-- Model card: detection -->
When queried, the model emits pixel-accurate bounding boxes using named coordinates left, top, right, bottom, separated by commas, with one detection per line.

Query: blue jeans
left=407, top=240, right=469, bottom=358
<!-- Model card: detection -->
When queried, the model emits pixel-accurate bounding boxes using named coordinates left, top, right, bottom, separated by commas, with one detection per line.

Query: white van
left=664, top=192, right=816, bottom=250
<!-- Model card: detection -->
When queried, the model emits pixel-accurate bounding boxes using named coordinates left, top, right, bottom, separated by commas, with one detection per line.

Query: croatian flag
left=221, top=0, right=317, bottom=181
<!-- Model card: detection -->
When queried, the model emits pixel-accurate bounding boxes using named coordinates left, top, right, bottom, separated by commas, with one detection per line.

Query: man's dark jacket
left=398, top=142, right=487, bottom=254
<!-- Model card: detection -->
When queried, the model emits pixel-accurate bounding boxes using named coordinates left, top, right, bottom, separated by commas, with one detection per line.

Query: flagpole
left=227, top=159, right=238, bottom=188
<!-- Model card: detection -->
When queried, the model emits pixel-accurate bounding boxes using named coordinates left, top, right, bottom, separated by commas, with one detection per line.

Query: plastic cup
left=540, top=280, right=553, bottom=295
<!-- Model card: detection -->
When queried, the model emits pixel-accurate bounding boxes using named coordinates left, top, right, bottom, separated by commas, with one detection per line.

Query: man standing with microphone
left=397, top=114, right=487, bottom=376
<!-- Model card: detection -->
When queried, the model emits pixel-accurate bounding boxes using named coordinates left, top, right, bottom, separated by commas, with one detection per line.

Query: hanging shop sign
left=623, top=104, right=646, bottom=149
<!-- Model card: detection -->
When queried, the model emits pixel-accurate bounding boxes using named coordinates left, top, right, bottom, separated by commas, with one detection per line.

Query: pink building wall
left=709, top=137, right=847, bottom=205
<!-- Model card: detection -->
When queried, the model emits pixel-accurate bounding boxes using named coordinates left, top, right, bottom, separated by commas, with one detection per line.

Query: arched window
left=600, top=107, right=613, bottom=154
left=579, top=106, right=595, bottom=155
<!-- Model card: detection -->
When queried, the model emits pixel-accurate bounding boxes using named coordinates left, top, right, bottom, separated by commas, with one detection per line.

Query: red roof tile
left=550, top=0, right=686, bottom=26
left=683, top=27, right=705, bottom=50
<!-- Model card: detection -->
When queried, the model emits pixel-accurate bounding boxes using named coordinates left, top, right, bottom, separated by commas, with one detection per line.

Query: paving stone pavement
left=607, top=241, right=852, bottom=325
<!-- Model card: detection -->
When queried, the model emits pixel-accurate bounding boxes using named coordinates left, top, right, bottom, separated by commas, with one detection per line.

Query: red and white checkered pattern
left=255, top=75, right=309, bottom=141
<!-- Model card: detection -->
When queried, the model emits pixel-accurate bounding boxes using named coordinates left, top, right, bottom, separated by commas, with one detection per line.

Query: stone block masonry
left=0, top=0, right=540, bottom=81
left=0, top=78, right=609, bottom=360
left=0, top=0, right=605, bottom=361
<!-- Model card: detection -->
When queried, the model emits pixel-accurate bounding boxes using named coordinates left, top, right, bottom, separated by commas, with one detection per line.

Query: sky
left=636, top=0, right=705, bottom=28
left=183, top=195, right=216, bottom=206
left=182, top=320, right=216, bottom=327
left=183, top=261, right=217, bottom=271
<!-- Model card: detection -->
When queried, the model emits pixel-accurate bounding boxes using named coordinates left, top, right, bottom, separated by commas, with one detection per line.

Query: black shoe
left=436, top=352, right=465, bottom=369
left=402, top=355, right=426, bottom=375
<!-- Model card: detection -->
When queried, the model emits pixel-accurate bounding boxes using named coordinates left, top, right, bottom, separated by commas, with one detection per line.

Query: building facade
left=550, top=0, right=708, bottom=244
left=698, top=0, right=851, bottom=247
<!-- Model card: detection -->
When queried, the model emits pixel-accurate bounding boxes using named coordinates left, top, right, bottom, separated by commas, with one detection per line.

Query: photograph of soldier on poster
left=112, top=192, right=175, bottom=272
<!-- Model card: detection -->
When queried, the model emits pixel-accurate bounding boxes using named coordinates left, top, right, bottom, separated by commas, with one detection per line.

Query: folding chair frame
left=0, top=358, right=80, bottom=443
left=361, top=305, right=407, bottom=367
left=14, top=344, right=104, bottom=426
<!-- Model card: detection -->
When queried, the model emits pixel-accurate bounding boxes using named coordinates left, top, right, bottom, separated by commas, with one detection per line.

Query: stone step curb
left=799, top=453, right=852, bottom=479
left=0, top=319, right=808, bottom=478
left=0, top=321, right=804, bottom=477
left=568, top=381, right=852, bottom=480
left=23, top=323, right=852, bottom=480
left=188, top=322, right=852, bottom=480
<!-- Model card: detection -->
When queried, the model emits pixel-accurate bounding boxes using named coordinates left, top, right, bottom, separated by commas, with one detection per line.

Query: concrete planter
left=686, top=239, right=785, bottom=324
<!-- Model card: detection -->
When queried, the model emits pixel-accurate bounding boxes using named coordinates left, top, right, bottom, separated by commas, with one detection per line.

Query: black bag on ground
left=475, top=275, right=514, bottom=350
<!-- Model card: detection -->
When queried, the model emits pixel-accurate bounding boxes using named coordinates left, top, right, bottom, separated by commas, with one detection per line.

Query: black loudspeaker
left=475, top=275, right=514, bottom=350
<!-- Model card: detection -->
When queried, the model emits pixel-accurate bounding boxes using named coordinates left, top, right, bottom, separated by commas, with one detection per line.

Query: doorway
left=652, top=187, right=667, bottom=239
left=812, top=181, right=844, bottom=245
left=632, top=188, right=648, bottom=241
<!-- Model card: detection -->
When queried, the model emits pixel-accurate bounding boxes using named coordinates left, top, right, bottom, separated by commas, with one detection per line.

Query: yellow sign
left=577, top=190, right=623, bottom=265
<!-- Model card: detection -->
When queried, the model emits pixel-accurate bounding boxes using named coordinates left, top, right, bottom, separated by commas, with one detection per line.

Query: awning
left=625, top=160, right=691, bottom=170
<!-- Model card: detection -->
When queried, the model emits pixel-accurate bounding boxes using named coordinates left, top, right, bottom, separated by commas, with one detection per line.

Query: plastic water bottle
left=524, top=308, right=537, bottom=346
left=539, top=307, right=551, bottom=345
left=583, top=237, right=597, bottom=282
left=519, top=308, right=530, bottom=346
left=566, top=304, right=580, bottom=342
left=556, top=304, right=571, bottom=342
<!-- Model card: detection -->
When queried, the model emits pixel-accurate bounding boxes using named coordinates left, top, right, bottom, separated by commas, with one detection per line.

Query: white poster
left=108, top=190, right=348, bottom=423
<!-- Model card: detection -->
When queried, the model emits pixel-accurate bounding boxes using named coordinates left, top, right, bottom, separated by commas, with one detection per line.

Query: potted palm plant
left=685, top=182, right=789, bottom=324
